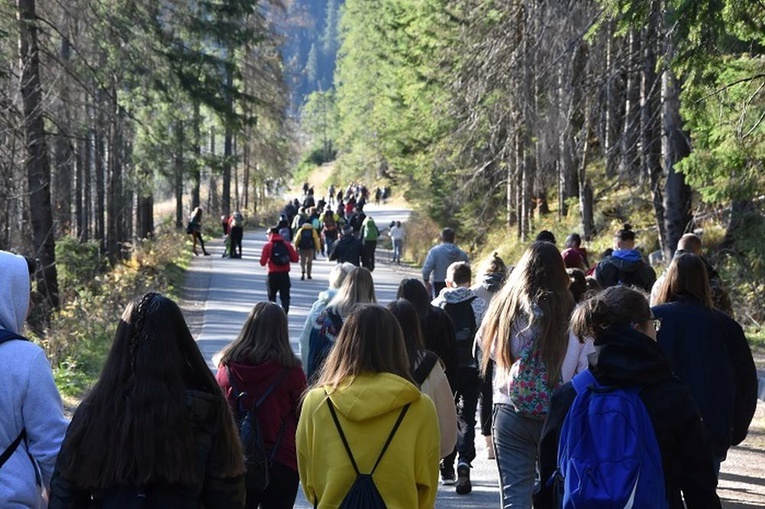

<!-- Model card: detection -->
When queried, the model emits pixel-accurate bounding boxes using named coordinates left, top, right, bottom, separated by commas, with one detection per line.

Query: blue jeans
left=392, top=239, right=403, bottom=262
left=493, top=404, right=544, bottom=508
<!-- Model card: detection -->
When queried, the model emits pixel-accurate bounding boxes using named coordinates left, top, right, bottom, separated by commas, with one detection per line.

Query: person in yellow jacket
left=294, top=222, right=321, bottom=280
left=296, top=304, right=440, bottom=508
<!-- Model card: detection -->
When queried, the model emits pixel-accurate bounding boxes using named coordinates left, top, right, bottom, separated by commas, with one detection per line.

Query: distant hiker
left=650, top=233, right=733, bottom=316
left=422, top=228, right=469, bottom=298
left=431, top=261, right=488, bottom=495
left=277, top=218, right=292, bottom=243
left=216, top=302, right=307, bottom=509
left=186, top=206, right=210, bottom=256
left=348, top=206, right=366, bottom=240
left=296, top=305, right=440, bottom=509
left=260, top=227, right=299, bottom=315
left=374, top=187, right=382, bottom=206
left=294, top=222, right=320, bottom=281
left=329, top=225, right=363, bottom=267
left=1, top=251, right=68, bottom=509
left=327, top=184, right=336, bottom=206
left=222, top=214, right=231, bottom=236
left=291, top=208, right=308, bottom=235
left=281, top=201, right=297, bottom=226
left=49, top=293, right=245, bottom=507
left=561, top=233, right=590, bottom=270
left=388, top=221, right=406, bottom=264
left=535, top=230, right=556, bottom=245
left=567, top=268, right=588, bottom=303
left=321, top=209, right=341, bottom=256
left=594, top=224, right=656, bottom=292
left=360, top=215, right=380, bottom=271
left=535, top=285, right=721, bottom=509
left=228, top=211, right=244, bottom=259
left=302, top=182, right=309, bottom=196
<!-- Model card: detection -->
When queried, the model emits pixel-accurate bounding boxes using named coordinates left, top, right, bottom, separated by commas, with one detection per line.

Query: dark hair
left=57, top=293, right=243, bottom=488
left=440, top=228, right=455, bottom=243
left=567, top=268, right=588, bottom=303
left=653, top=253, right=712, bottom=308
left=565, top=233, right=582, bottom=248
left=615, top=223, right=635, bottom=242
left=484, top=252, right=507, bottom=275
left=387, top=299, right=425, bottom=369
left=219, top=302, right=300, bottom=368
left=571, top=286, right=651, bottom=344
left=535, top=230, right=557, bottom=245
left=24, top=256, right=36, bottom=276
left=446, top=261, right=471, bottom=285
left=396, top=278, right=432, bottom=319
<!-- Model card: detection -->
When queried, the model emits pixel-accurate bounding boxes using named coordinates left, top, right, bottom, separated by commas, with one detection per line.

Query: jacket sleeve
left=296, top=390, right=318, bottom=506
left=23, top=348, right=69, bottom=490
left=201, top=405, right=246, bottom=509
left=534, top=384, right=576, bottom=509
left=312, top=230, right=321, bottom=251
left=328, top=241, right=339, bottom=261
left=288, top=242, right=299, bottom=262
left=724, top=318, right=758, bottom=446
left=414, top=397, right=440, bottom=509
left=422, top=249, right=435, bottom=281
left=48, top=458, right=92, bottom=509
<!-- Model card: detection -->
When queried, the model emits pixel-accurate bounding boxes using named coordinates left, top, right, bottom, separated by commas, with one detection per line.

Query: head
left=328, top=262, right=356, bottom=289
left=677, top=233, right=702, bottom=255
left=567, top=268, right=588, bottom=303
left=396, top=278, right=432, bottom=317
left=327, top=267, right=377, bottom=316
left=317, top=304, right=414, bottom=388
left=191, top=207, right=202, bottom=221
left=268, top=226, right=280, bottom=237
left=535, top=230, right=557, bottom=245
left=653, top=253, right=712, bottom=307
left=440, top=228, right=456, bottom=244
left=565, top=233, right=582, bottom=249
left=446, top=261, right=472, bottom=288
left=218, top=302, right=299, bottom=368
left=342, top=224, right=353, bottom=236
left=482, top=252, right=507, bottom=276
left=396, top=221, right=401, bottom=228
left=585, top=275, right=602, bottom=295
left=571, top=285, right=657, bottom=343
left=0, top=250, right=33, bottom=333
left=387, top=299, right=425, bottom=367
left=614, top=224, right=636, bottom=250
left=481, top=241, right=574, bottom=382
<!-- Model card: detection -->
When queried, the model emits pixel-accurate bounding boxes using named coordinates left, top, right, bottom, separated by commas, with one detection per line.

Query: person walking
left=186, top=206, right=210, bottom=256
left=422, top=228, right=469, bottom=298
left=652, top=252, right=757, bottom=476
left=561, top=233, right=589, bottom=271
left=360, top=215, right=380, bottom=271
left=293, top=221, right=320, bottom=281
left=228, top=212, right=245, bottom=259
left=260, top=227, right=299, bottom=315
left=328, top=225, right=363, bottom=266
left=388, top=221, right=406, bottom=264
left=594, top=224, right=655, bottom=292
left=1, top=251, right=68, bottom=509
left=296, top=305, right=440, bottom=509
left=536, top=285, right=721, bottom=508
left=49, top=293, right=245, bottom=508
left=216, top=302, right=307, bottom=509
left=431, top=262, right=488, bottom=495
left=321, top=208, right=341, bottom=256
left=480, top=241, right=593, bottom=507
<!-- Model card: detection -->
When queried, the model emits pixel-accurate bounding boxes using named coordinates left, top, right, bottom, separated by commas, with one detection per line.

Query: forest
left=2, top=0, right=765, bottom=333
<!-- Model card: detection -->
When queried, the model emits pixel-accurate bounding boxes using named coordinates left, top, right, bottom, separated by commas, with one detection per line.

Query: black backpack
left=0, top=330, right=27, bottom=471
left=298, top=228, right=314, bottom=249
left=316, top=398, right=411, bottom=509
left=270, top=241, right=291, bottom=266
left=443, top=297, right=477, bottom=368
left=227, top=367, right=290, bottom=493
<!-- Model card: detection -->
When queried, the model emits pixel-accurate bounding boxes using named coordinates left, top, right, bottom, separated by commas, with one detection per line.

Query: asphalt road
left=183, top=202, right=765, bottom=508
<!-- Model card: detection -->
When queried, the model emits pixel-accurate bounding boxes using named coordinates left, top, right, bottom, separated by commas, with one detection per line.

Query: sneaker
left=307, top=275, right=312, bottom=280
left=456, top=462, right=472, bottom=495
left=440, top=464, right=456, bottom=485
left=300, top=273, right=305, bottom=281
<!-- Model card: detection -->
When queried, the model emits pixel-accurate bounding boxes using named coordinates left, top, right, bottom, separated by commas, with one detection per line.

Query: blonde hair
left=326, top=267, right=376, bottom=317
left=219, top=302, right=300, bottom=367
left=481, top=242, right=574, bottom=384
left=328, top=262, right=356, bottom=289
left=317, top=304, right=414, bottom=389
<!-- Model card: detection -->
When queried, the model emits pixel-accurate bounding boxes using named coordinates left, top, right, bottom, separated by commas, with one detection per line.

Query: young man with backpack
left=294, top=221, right=321, bottom=281
left=431, top=262, right=487, bottom=495
left=329, top=225, right=363, bottom=267
left=260, top=227, right=299, bottom=314
left=535, top=286, right=720, bottom=509
left=594, top=224, right=656, bottom=292
left=0, top=251, right=68, bottom=508
left=360, top=215, right=380, bottom=272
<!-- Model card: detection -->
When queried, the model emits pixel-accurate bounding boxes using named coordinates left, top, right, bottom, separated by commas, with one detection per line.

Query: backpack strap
left=325, top=395, right=411, bottom=476
left=571, top=369, right=597, bottom=395
left=412, top=351, right=439, bottom=387
left=0, top=429, right=26, bottom=470
left=225, top=366, right=290, bottom=413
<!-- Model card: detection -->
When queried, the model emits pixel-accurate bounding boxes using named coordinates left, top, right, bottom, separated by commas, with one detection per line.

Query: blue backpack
left=554, top=370, right=668, bottom=509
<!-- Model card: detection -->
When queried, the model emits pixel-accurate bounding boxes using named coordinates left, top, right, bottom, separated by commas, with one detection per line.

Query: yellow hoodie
left=297, top=372, right=440, bottom=508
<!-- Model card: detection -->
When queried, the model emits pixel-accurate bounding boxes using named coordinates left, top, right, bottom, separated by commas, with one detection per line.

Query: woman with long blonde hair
left=481, top=242, right=592, bottom=507
left=297, top=304, right=439, bottom=508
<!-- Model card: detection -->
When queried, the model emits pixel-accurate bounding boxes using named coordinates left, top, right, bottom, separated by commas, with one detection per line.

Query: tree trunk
left=621, top=29, right=641, bottom=181
left=191, top=101, right=201, bottom=209
left=604, top=21, right=622, bottom=178
left=94, top=86, right=106, bottom=250
left=18, top=0, right=59, bottom=316
left=579, top=118, right=595, bottom=239
left=175, top=121, right=185, bottom=230
left=222, top=66, right=233, bottom=217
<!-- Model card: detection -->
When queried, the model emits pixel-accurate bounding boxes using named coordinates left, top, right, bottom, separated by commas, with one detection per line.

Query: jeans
left=443, top=367, right=481, bottom=468
left=392, top=239, right=403, bottom=262
left=299, top=248, right=314, bottom=277
left=493, top=403, right=544, bottom=508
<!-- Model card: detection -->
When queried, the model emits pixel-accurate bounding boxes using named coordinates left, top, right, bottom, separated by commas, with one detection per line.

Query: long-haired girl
left=50, top=293, right=244, bottom=508
left=217, top=302, right=307, bottom=509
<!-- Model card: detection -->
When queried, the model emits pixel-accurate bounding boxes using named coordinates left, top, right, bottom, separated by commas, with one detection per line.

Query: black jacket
left=595, top=251, right=656, bottom=292
left=328, top=235, right=363, bottom=266
left=535, top=327, right=720, bottom=509
left=653, top=299, right=758, bottom=456
left=49, top=390, right=245, bottom=509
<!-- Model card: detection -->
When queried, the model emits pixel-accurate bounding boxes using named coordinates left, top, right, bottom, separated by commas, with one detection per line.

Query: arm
left=49, top=460, right=92, bottom=509
left=674, top=401, right=722, bottom=508
left=421, top=249, right=434, bottom=283
left=259, top=244, right=270, bottom=267
left=415, top=398, right=440, bottom=509
left=296, top=391, right=317, bottom=505
left=288, top=242, right=299, bottom=263
left=299, top=307, right=321, bottom=373
left=312, top=230, right=321, bottom=251
left=534, top=384, right=576, bottom=509
left=725, top=319, right=758, bottom=445
left=201, top=404, right=246, bottom=509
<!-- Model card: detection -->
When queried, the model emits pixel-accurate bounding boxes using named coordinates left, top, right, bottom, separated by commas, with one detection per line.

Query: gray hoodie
left=0, top=250, right=68, bottom=508
left=421, top=243, right=469, bottom=284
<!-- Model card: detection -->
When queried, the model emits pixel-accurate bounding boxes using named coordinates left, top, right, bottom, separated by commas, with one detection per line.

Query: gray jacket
left=422, top=243, right=469, bottom=284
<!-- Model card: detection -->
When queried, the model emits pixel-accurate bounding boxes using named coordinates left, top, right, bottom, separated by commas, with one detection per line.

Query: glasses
left=651, top=317, right=662, bottom=333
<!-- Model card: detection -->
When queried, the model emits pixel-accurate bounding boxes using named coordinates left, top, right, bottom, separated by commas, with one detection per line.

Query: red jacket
left=260, top=234, right=299, bottom=273
left=217, top=360, right=307, bottom=471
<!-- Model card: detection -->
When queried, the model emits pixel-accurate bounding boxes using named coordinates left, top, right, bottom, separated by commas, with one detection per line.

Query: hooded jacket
left=328, top=234, right=363, bottom=266
left=259, top=233, right=299, bottom=273
left=421, top=243, right=469, bottom=285
left=535, top=326, right=721, bottom=509
left=652, top=299, right=757, bottom=457
left=471, top=272, right=506, bottom=304
left=0, top=250, right=68, bottom=509
left=297, top=373, right=440, bottom=508
left=294, top=224, right=321, bottom=252
left=432, top=287, right=488, bottom=370
left=595, top=249, right=656, bottom=292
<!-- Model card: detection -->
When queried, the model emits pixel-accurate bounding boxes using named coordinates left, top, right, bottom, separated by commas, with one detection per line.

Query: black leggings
left=246, top=461, right=299, bottom=509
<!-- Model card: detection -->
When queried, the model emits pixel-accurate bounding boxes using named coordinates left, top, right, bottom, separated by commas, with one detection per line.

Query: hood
left=324, top=372, right=421, bottom=422
left=228, top=359, right=287, bottom=387
left=590, top=326, right=672, bottom=386
left=481, top=272, right=505, bottom=293
left=437, top=286, right=476, bottom=304
left=0, top=250, right=30, bottom=333
left=317, top=288, right=338, bottom=304
left=608, top=250, right=645, bottom=271
left=439, top=243, right=467, bottom=263
left=268, top=233, right=287, bottom=243
left=185, top=389, right=223, bottom=432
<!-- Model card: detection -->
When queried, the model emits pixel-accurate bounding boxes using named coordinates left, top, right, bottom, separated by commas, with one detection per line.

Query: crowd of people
left=0, top=213, right=759, bottom=508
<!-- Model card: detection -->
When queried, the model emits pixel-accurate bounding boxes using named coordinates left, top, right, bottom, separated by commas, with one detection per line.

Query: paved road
left=183, top=202, right=764, bottom=508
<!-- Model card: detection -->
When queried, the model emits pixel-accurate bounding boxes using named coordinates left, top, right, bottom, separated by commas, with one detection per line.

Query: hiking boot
left=307, top=274, right=312, bottom=280
left=301, top=273, right=305, bottom=281
left=440, top=463, right=456, bottom=485
left=456, top=462, right=472, bottom=495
